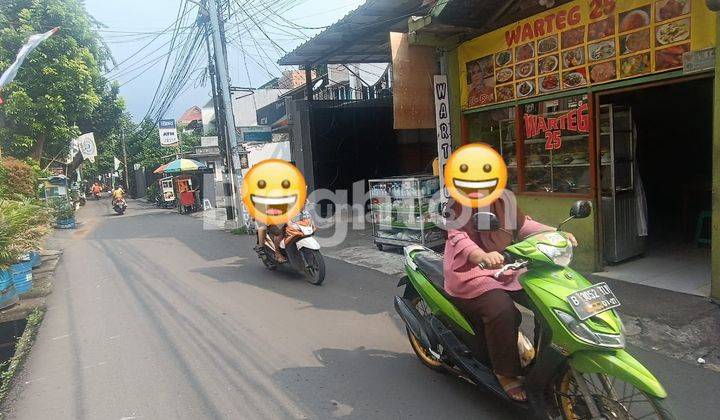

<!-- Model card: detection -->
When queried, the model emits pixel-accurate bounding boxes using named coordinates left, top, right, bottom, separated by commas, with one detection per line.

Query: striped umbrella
left=163, top=158, right=207, bottom=174
left=153, top=163, right=168, bottom=174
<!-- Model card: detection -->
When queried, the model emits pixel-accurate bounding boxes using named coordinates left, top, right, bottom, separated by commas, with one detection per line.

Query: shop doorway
left=596, top=77, right=712, bottom=296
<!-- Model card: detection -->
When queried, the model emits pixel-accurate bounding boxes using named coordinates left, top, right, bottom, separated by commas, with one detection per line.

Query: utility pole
left=206, top=0, right=240, bottom=226
left=121, top=127, right=130, bottom=195
left=203, top=23, right=223, bottom=147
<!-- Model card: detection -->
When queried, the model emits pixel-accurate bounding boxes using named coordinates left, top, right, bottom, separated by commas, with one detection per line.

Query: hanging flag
left=114, top=157, right=121, bottom=171
left=77, top=132, right=97, bottom=163
left=66, top=137, right=81, bottom=164
left=0, top=27, right=59, bottom=90
left=65, top=132, right=97, bottom=164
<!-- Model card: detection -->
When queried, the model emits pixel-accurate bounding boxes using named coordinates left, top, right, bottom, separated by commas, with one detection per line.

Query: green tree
left=0, top=0, right=120, bottom=163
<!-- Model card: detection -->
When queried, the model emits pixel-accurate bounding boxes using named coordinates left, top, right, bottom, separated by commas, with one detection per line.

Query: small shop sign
left=683, top=47, right=715, bottom=74
left=194, top=146, right=220, bottom=156
left=458, top=0, right=717, bottom=110
left=433, top=75, right=452, bottom=204
left=240, top=126, right=272, bottom=142
left=158, top=119, right=179, bottom=147
left=524, top=103, right=590, bottom=150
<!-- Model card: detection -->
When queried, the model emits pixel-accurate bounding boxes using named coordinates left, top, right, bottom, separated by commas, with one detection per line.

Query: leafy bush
left=48, top=197, right=75, bottom=221
left=0, top=158, right=38, bottom=199
left=146, top=183, right=159, bottom=203
left=0, top=164, right=6, bottom=199
left=0, top=199, right=52, bottom=268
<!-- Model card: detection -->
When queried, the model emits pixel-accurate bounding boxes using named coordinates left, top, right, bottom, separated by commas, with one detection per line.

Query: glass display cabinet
left=369, top=176, right=445, bottom=251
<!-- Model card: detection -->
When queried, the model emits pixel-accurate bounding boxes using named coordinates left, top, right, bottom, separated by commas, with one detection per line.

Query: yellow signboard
left=458, top=0, right=716, bottom=110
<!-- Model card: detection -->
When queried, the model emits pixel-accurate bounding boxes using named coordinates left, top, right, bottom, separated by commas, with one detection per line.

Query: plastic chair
left=695, top=210, right=712, bottom=247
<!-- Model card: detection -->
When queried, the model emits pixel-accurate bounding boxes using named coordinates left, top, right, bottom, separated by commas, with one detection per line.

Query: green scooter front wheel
left=555, top=370, right=675, bottom=420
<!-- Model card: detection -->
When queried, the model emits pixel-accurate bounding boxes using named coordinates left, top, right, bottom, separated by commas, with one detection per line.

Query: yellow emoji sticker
left=444, top=144, right=507, bottom=208
left=242, top=159, right=307, bottom=225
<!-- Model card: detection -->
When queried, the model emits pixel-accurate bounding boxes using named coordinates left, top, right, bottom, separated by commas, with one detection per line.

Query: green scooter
left=394, top=200, right=674, bottom=419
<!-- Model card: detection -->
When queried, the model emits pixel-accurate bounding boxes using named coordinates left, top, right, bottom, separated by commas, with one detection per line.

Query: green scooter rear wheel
left=406, top=297, right=444, bottom=373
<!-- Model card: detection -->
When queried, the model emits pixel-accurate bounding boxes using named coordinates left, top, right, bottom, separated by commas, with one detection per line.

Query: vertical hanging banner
left=158, top=119, right=179, bottom=147
left=433, top=75, right=452, bottom=206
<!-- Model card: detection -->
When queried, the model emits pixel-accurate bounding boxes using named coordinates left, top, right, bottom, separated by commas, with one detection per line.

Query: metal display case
left=599, top=104, right=646, bottom=263
left=369, top=176, right=445, bottom=251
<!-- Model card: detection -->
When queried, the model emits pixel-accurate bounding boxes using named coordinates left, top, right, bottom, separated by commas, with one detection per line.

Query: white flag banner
left=114, top=157, right=121, bottom=171
left=0, top=27, right=59, bottom=89
left=77, top=132, right=97, bottom=163
left=66, top=138, right=80, bottom=164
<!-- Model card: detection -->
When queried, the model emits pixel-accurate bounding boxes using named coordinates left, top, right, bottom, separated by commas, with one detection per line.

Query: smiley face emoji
left=242, top=159, right=307, bottom=225
left=444, top=143, right=507, bottom=208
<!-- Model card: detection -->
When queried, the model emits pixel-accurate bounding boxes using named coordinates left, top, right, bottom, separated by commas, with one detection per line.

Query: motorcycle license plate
left=566, top=282, right=620, bottom=320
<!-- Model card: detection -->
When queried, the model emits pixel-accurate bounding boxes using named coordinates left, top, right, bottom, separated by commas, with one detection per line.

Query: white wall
left=201, top=89, right=289, bottom=134
left=233, top=89, right=289, bottom=127
left=239, top=140, right=292, bottom=177
left=201, top=99, right=215, bottom=134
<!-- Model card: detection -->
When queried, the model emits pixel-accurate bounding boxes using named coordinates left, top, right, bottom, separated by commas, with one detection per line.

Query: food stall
left=162, top=158, right=207, bottom=214
left=456, top=0, right=716, bottom=276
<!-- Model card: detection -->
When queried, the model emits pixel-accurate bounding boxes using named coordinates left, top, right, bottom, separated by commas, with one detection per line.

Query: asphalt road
left=4, top=199, right=719, bottom=419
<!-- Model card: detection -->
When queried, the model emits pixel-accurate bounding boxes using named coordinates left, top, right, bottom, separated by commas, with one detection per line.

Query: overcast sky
left=85, top=0, right=364, bottom=121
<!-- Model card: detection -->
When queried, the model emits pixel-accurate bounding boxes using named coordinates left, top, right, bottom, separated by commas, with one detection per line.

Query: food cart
left=159, top=176, right=176, bottom=208
left=174, top=175, right=200, bottom=214
left=152, top=159, right=207, bottom=212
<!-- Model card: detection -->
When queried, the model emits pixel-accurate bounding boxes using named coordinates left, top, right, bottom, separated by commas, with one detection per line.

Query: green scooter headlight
left=553, top=309, right=625, bottom=349
left=537, top=243, right=573, bottom=266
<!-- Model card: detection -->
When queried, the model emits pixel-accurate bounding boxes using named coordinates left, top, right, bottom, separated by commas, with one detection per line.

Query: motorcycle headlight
left=537, top=243, right=573, bottom=267
left=553, top=309, right=625, bottom=349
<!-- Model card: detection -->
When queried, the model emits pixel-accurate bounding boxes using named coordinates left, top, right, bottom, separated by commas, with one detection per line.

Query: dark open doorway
left=596, top=77, right=712, bottom=296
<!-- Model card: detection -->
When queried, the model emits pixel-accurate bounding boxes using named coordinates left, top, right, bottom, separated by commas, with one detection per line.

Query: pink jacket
left=443, top=217, right=550, bottom=299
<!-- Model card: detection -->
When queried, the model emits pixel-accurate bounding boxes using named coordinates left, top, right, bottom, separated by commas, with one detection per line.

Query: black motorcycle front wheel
left=553, top=370, right=675, bottom=420
left=301, top=248, right=325, bottom=286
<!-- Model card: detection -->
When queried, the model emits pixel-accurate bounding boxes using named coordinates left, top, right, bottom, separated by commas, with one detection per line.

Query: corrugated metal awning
left=278, top=0, right=428, bottom=66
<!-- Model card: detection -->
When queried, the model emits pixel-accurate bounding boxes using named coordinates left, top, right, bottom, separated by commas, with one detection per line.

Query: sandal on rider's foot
left=499, top=378, right=527, bottom=402
left=275, top=254, right=287, bottom=263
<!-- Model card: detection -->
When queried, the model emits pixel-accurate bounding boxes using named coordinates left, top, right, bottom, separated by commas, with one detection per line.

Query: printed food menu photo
left=459, top=0, right=715, bottom=109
